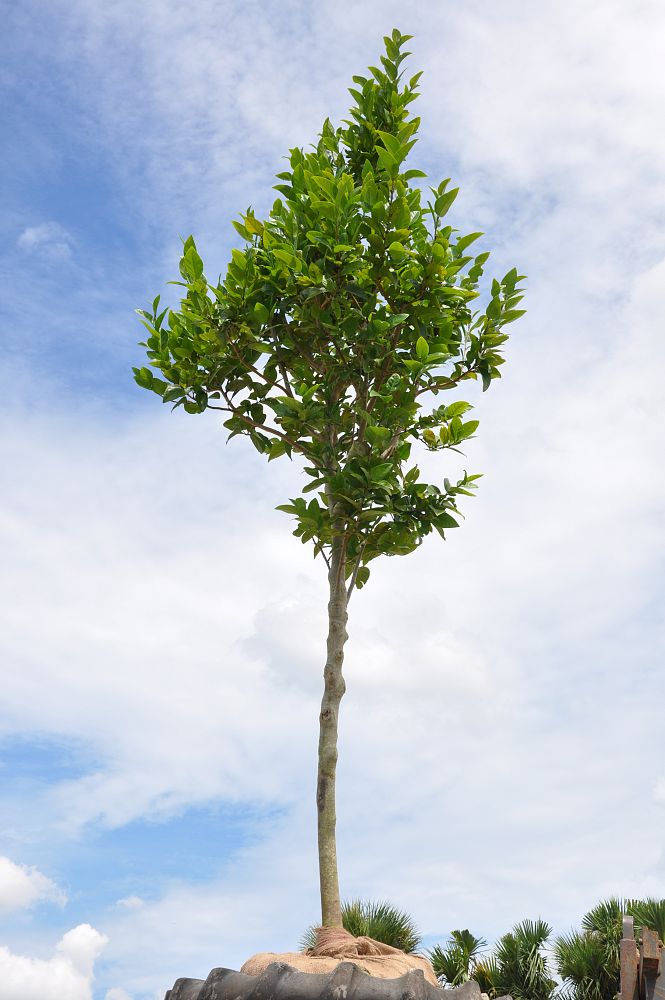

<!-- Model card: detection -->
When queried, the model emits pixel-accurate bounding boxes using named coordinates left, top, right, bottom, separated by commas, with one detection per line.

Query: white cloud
left=0, top=924, right=107, bottom=1000
left=17, top=222, right=73, bottom=261
left=0, top=857, right=66, bottom=913
left=105, top=990, right=134, bottom=1000
left=3, top=0, right=665, bottom=995
left=116, top=896, right=145, bottom=911
left=0, top=408, right=318, bottom=832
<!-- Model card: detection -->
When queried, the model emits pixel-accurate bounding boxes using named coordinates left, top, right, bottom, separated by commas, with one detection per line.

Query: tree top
left=134, top=28, right=525, bottom=590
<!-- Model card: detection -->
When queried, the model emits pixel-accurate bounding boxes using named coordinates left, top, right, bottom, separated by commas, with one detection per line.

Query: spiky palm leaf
left=580, top=897, right=624, bottom=978
left=429, top=929, right=487, bottom=986
left=301, top=900, right=421, bottom=953
left=627, top=898, right=665, bottom=941
left=490, top=919, right=557, bottom=1000
left=581, top=899, right=625, bottom=937
left=474, top=955, right=500, bottom=997
left=554, top=929, right=615, bottom=1000
left=554, top=896, right=650, bottom=1000
left=429, top=943, right=471, bottom=986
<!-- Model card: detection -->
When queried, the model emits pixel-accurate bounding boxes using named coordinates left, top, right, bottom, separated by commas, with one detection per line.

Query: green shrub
left=479, top=919, right=557, bottom=1000
left=301, top=900, right=421, bottom=953
left=554, top=896, right=665, bottom=1000
left=430, top=920, right=555, bottom=1000
left=429, top=929, right=487, bottom=986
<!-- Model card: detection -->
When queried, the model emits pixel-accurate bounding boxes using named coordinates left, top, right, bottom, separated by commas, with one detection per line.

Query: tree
left=133, top=29, right=525, bottom=930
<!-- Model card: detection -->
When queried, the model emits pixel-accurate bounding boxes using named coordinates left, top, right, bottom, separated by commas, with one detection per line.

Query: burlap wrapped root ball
left=240, top=927, right=440, bottom=986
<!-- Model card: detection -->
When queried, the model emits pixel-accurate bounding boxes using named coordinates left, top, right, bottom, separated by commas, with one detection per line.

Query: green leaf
left=184, top=245, right=204, bottom=279
left=366, top=425, right=391, bottom=446
left=370, top=462, right=393, bottom=481
left=254, top=301, right=270, bottom=325
left=268, top=439, right=289, bottom=461
left=445, top=401, right=471, bottom=418
left=273, top=248, right=294, bottom=266
left=376, top=130, right=402, bottom=159
left=133, top=366, right=153, bottom=388
left=435, top=188, right=459, bottom=217
left=386, top=312, right=409, bottom=328
left=163, top=387, right=183, bottom=403
left=275, top=503, right=297, bottom=514
left=416, top=336, right=429, bottom=360
left=389, top=241, right=407, bottom=259
left=501, top=308, right=526, bottom=324
left=376, top=146, right=396, bottom=174
left=302, top=478, right=323, bottom=493
left=245, top=214, right=264, bottom=236
left=455, top=232, right=483, bottom=253
left=232, top=220, right=251, bottom=240
left=459, top=419, right=479, bottom=439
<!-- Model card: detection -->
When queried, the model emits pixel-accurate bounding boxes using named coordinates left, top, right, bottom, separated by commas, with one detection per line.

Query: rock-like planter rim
left=164, top=960, right=510, bottom=1000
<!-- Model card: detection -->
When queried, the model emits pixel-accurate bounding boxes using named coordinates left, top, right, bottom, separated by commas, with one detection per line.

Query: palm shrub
left=301, top=900, right=421, bottom=953
left=554, top=897, right=623, bottom=1000
left=629, top=898, right=665, bottom=942
left=555, top=897, right=665, bottom=1000
left=475, top=920, right=557, bottom=1000
left=429, top=929, right=487, bottom=986
left=555, top=928, right=616, bottom=1000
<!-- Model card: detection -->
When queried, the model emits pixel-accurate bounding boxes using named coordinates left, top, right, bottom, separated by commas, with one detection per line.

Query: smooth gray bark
left=316, top=534, right=348, bottom=928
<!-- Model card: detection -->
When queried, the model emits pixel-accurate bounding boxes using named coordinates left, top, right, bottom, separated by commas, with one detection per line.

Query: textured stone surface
left=164, top=978, right=205, bottom=1000
left=162, top=960, right=507, bottom=1000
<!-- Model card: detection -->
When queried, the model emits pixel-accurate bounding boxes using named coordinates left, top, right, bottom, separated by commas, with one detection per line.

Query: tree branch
left=206, top=399, right=323, bottom=468
left=415, top=363, right=481, bottom=398
left=346, top=544, right=367, bottom=601
left=226, top=337, right=291, bottom=398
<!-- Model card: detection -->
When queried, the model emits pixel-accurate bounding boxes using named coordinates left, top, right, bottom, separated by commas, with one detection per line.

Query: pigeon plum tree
left=134, top=30, right=525, bottom=930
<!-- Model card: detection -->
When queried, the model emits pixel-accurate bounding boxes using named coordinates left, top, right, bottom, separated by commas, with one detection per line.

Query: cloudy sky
left=2, top=1, right=664, bottom=998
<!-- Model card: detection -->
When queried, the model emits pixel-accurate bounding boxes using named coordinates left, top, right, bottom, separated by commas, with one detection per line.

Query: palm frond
left=300, top=899, right=421, bottom=954
left=627, top=898, right=665, bottom=941
left=450, top=929, right=488, bottom=959
left=554, top=928, right=610, bottom=1000
left=429, top=943, right=470, bottom=986
left=491, top=919, right=556, bottom=1000
left=474, top=955, right=499, bottom=997
left=429, top=928, right=488, bottom=986
left=581, top=899, right=624, bottom=939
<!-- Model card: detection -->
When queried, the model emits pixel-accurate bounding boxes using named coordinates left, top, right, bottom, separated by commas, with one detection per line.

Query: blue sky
left=1, top=1, right=665, bottom=998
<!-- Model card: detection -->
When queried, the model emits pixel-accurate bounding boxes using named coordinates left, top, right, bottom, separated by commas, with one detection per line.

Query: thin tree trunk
left=317, top=533, right=348, bottom=928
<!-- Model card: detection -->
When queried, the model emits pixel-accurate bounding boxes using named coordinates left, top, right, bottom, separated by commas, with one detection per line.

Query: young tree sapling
left=134, top=29, right=525, bottom=930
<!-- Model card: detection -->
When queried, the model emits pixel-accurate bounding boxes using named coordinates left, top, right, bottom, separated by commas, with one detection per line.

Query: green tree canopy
left=135, top=29, right=524, bottom=590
